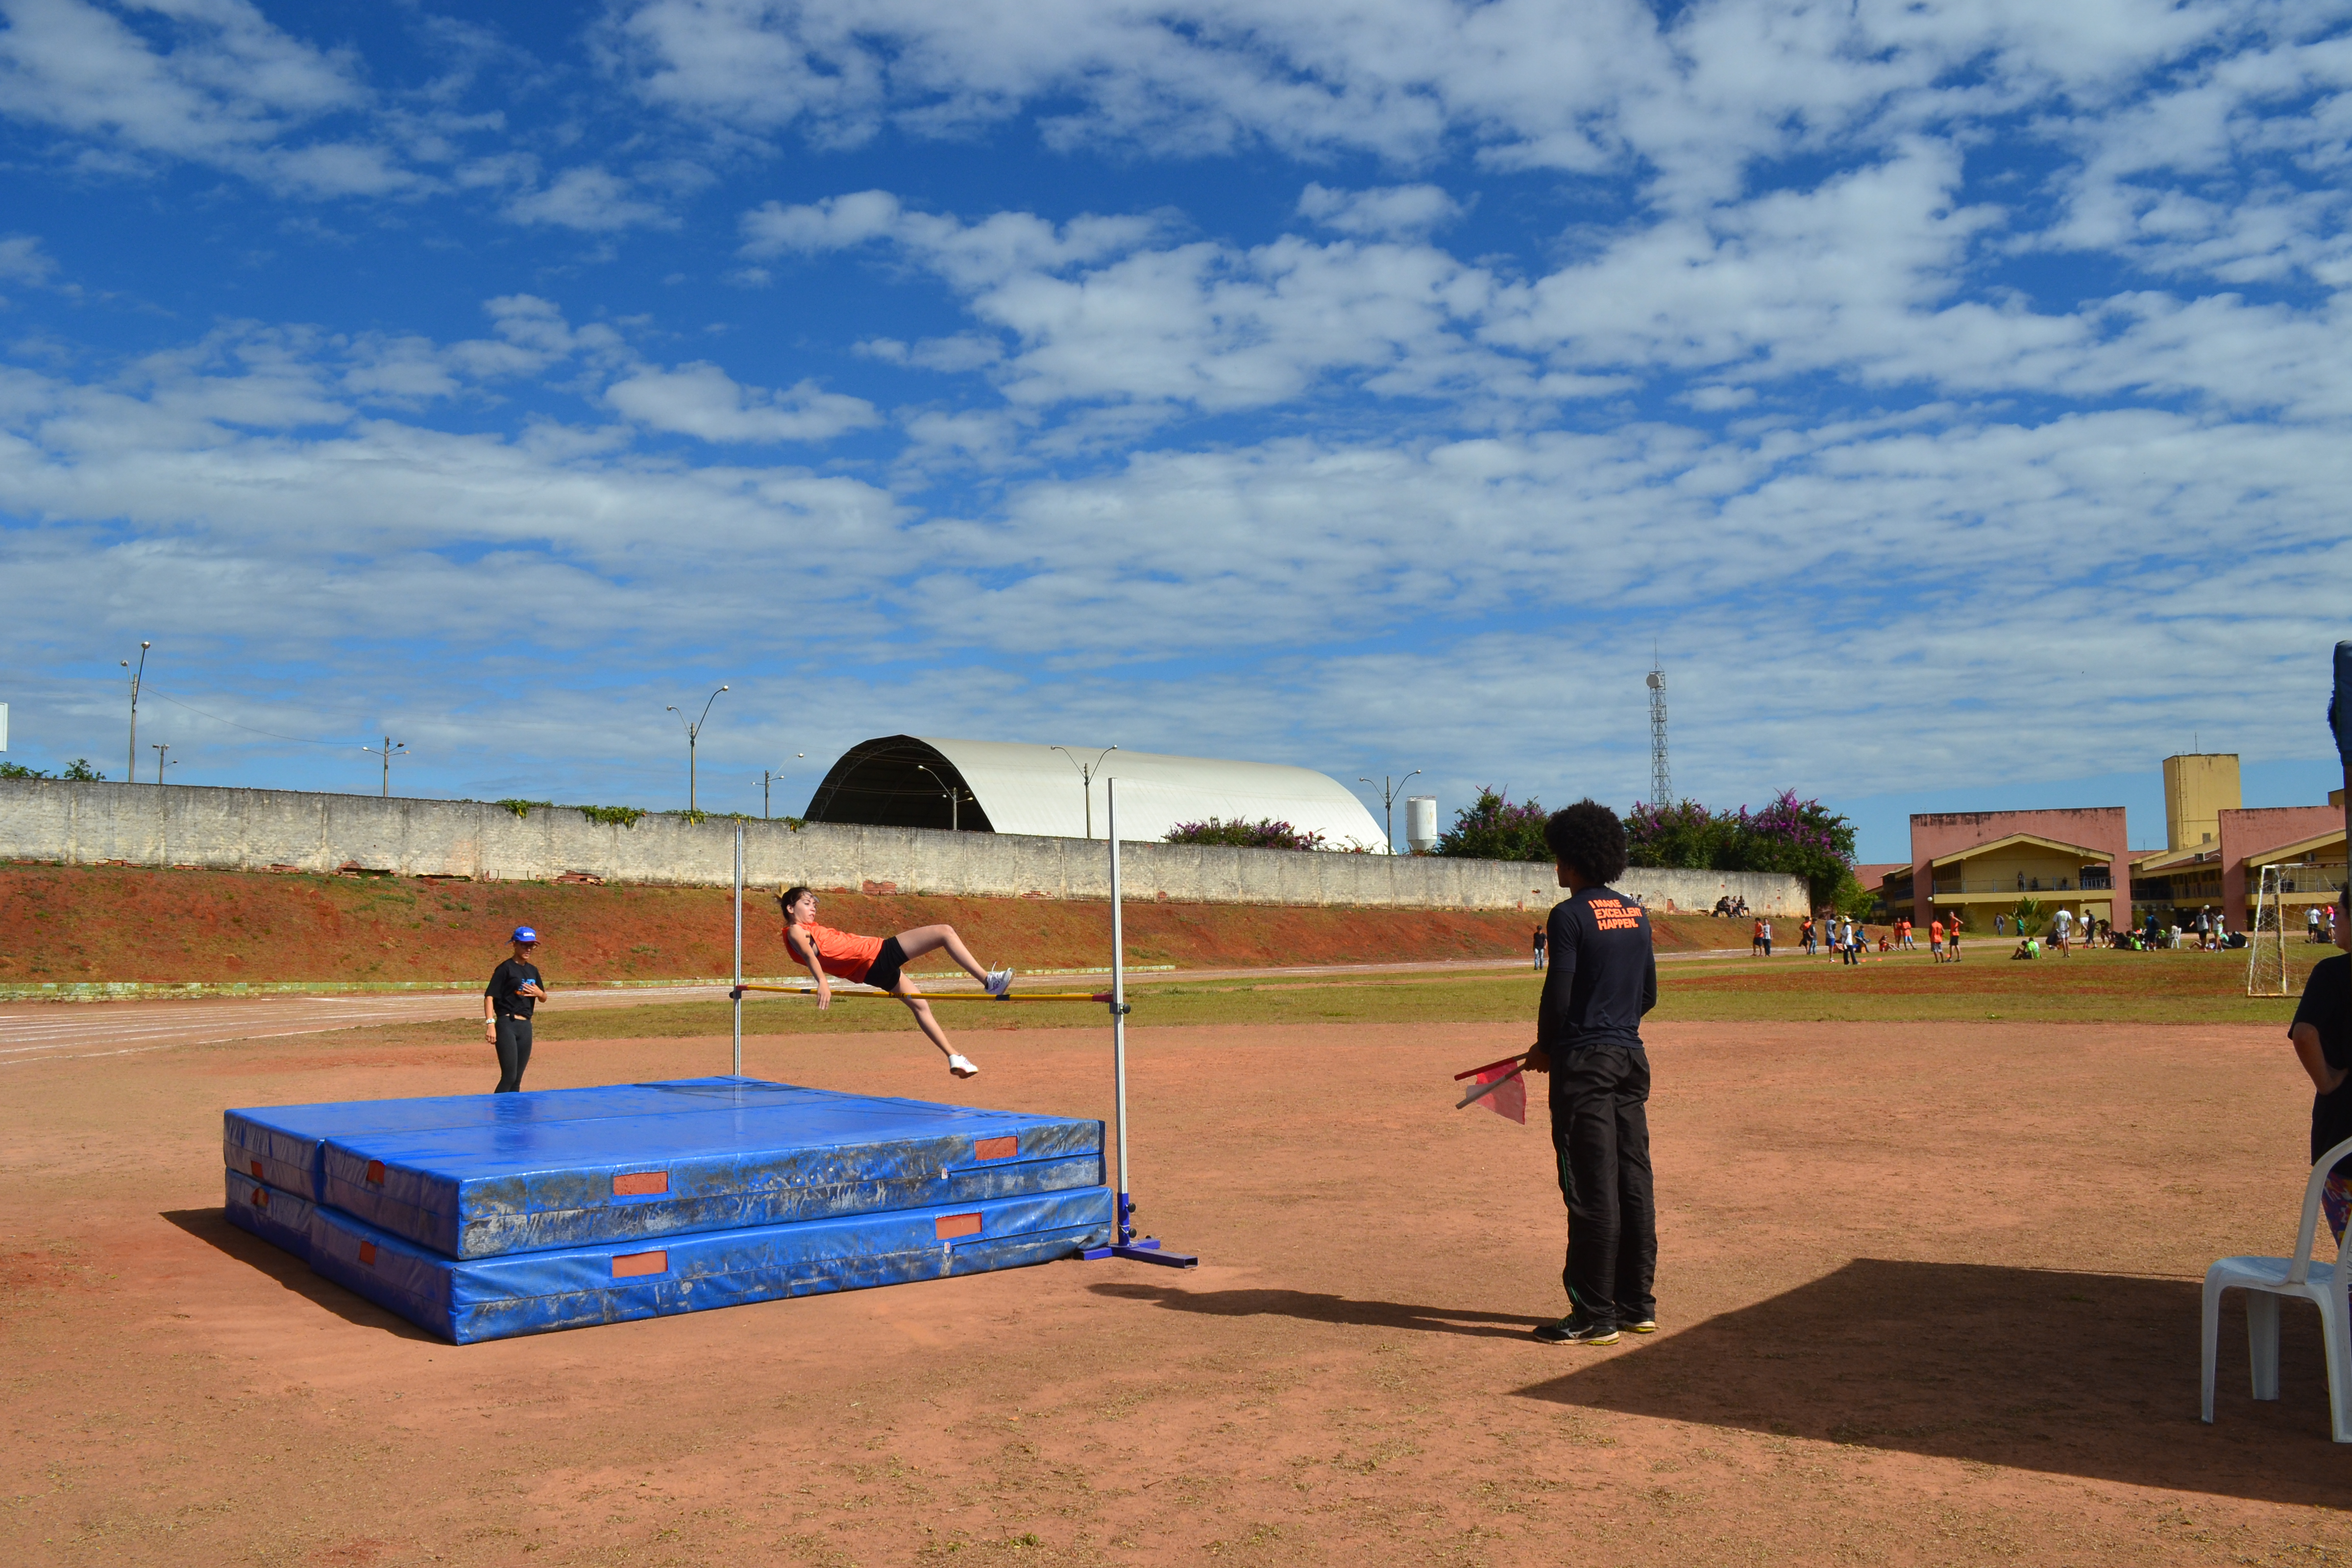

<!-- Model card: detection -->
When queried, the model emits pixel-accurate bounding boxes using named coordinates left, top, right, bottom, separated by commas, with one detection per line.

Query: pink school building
left=1890, top=808, right=2133, bottom=934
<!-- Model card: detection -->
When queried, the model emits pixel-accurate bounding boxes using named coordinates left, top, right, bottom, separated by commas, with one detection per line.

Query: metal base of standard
left=1080, top=1191, right=1197, bottom=1267
left=1082, top=1238, right=1198, bottom=1268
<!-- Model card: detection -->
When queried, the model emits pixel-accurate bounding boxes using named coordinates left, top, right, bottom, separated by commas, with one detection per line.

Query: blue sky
left=3, top=0, right=2349, bottom=861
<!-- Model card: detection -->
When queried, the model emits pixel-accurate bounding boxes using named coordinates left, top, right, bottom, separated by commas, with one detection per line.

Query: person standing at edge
left=2289, top=890, right=2352, bottom=1243
left=1523, top=801, right=1658, bottom=1346
left=484, top=926, right=548, bottom=1093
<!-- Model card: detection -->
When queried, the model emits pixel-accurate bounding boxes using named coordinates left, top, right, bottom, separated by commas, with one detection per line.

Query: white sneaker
left=984, top=967, right=1014, bottom=997
left=947, top=1054, right=979, bottom=1079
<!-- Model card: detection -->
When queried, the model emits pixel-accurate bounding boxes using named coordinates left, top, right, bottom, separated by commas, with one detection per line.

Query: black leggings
left=494, top=1016, right=533, bottom=1093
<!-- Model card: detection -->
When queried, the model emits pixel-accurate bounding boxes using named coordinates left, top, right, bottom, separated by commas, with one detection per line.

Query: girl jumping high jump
left=778, top=885, right=1013, bottom=1079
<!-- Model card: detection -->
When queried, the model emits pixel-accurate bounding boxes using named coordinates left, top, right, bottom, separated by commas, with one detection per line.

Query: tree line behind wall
left=1435, top=787, right=1865, bottom=915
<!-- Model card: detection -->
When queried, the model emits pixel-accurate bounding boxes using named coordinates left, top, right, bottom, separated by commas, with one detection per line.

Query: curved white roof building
left=805, top=736, right=1387, bottom=849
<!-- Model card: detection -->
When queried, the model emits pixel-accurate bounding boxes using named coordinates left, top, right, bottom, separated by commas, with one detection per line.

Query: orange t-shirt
left=1930, top=920, right=1944, bottom=943
left=790, top=920, right=884, bottom=983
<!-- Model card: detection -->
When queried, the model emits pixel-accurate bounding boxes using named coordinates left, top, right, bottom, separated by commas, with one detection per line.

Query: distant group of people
left=1710, top=894, right=1752, bottom=919
left=1794, top=914, right=1875, bottom=964
left=2115, top=906, right=2243, bottom=951
left=2310, top=904, right=2343, bottom=945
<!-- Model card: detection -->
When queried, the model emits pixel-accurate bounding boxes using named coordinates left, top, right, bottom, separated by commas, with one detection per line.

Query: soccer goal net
left=2246, top=865, right=2290, bottom=996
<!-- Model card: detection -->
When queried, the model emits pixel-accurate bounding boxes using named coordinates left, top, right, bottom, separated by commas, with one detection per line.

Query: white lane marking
left=0, top=984, right=734, bottom=1063
left=0, top=1044, right=187, bottom=1067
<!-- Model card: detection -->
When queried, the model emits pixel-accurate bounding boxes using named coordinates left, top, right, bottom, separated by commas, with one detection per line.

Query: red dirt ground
left=0, top=863, right=1744, bottom=985
left=4, top=1010, right=2346, bottom=1567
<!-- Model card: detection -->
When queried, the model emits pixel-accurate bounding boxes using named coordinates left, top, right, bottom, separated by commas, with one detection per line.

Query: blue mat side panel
left=223, top=1077, right=974, bottom=1203
left=225, top=1139, right=314, bottom=1199
left=318, top=1109, right=1104, bottom=1259
left=308, top=1187, right=1115, bottom=1343
left=223, top=1169, right=316, bottom=1262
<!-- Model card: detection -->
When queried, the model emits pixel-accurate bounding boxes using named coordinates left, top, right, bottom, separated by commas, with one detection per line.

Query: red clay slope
left=1, top=862, right=1740, bottom=985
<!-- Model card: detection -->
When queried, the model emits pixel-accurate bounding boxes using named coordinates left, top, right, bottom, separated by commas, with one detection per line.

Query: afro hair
left=1544, top=800, right=1629, bottom=886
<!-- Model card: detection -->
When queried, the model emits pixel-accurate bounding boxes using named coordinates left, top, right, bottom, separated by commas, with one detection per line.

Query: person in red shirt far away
left=777, top=886, right=1013, bottom=1079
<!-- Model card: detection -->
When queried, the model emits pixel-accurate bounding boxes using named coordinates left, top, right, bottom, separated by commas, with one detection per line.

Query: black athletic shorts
left=864, top=936, right=909, bottom=992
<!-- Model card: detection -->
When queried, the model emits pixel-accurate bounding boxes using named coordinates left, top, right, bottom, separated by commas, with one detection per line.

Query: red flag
left=1456, top=1062, right=1527, bottom=1124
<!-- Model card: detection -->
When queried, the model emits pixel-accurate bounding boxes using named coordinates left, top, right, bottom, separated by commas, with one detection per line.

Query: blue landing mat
left=225, top=1077, right=862, bottom=1202
left=224, top=1168, right=317, bottom=1262
left=320, top=1096, right=1102, bottom=1259
left=309, top=1186, right=1114, bottom=1342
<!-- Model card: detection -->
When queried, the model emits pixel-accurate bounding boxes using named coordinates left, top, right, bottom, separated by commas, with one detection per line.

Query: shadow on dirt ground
left=1513, top=1257, right=2350, bottom=1507
left=161, top=1208, right=442, bottom=1342
left=1091, top=1280, right=1547, bottom=1339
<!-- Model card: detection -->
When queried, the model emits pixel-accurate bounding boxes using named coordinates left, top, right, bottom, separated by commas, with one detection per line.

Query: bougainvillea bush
left=1626, top=790, right=1860, bottom=911
left=1434, top=789, right=1555, bottom=862
left=1165, top=817, right=1327, bottom=851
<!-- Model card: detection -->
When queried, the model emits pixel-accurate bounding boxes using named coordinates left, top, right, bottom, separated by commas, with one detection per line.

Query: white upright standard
left=732, top=824, right=744, bottom=1075
left=1082, top=777, right=1197, bottom=1267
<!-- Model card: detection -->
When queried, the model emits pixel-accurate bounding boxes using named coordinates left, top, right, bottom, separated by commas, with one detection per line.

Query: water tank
left=1404, top=795, right=1437, bottom=854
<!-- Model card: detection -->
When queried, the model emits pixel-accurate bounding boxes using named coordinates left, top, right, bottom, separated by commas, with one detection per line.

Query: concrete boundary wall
left=0, top=780, right=1808, bottom=915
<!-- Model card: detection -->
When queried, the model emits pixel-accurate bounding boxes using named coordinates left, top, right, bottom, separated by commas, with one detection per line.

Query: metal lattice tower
left=1646, top=661, right=1671, bottom=807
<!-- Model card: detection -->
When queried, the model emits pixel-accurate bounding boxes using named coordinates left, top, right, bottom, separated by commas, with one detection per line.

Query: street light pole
left=1049, top=745, right=1118, bottom=839
left=361, top=735, right=408, bottom=797
left=120, top=641, right=150, bottom=782
left=763, top=752, right=804, bottom=820
left=151, top=742, right=175, bottom=785
left=1359, top=768, right=1422, bottom=855
left=665, top=685, right=729, bottom=815
left=913, top=763, right=966, bottom=831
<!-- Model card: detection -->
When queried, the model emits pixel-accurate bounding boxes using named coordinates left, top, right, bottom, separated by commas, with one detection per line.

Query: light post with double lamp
left=762, top=753, right=804, bottom=820
left=361, top=735, right=408, bottom=797
left=1360, top=768, right=1422, bottom=854
left=151, top=742, right=176, bottom=784
left=666, top=685, right=729, bottom=815
left=913, top=763, right=971, bottom=831
left=1049, top=745, right=1117, bottom=839
left=120, top=641, right=151, bottom=781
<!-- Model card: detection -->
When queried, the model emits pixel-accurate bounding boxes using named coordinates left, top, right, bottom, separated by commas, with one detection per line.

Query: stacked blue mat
left=222, top=1076, right=1113, bottom=1342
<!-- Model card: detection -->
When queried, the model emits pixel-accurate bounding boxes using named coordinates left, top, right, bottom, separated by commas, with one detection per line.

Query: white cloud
left=749, top=122, right=2352, bottom=433
left=0, top=0, right=424, bottom=195
left=1296, top=182, right=1463, bottom=238
left=0, top=234, right=59, bottom=287
left=7, top=1, right=2352, bottom=818
left=744, top=192, right=1526, bottom=417
left=504, top=165, right=674, bottom=231
left=605, top=361, right=881, bottom=443
left=856, top=334, right=1003, bottom=372
left=6, top=296, right=2351, bottom=814
left=740, top=190, right=1163, bottom=287
left=609, top=1, right=2320, bottom=197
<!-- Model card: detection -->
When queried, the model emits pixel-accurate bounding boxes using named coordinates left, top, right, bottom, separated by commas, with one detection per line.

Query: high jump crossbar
left=731, top=983, right=1115, bottom=1002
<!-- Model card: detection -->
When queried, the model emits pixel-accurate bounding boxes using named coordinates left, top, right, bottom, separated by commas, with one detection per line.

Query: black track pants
left=1549, top=1044, right=1656, bottom=1328
left=494, top=1016, right=533, bottom=1093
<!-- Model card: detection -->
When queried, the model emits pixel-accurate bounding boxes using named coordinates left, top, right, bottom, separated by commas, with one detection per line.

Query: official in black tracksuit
left=483, top=924, right=549, bottom=1093
left=1525, top=801, right=1658, bottom=1346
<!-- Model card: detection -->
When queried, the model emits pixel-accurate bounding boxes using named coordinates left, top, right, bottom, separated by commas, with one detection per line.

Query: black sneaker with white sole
left=1532, top=1315, right=1620, bottom=1345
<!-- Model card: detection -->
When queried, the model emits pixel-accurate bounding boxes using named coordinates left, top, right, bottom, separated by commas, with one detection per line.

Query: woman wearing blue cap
left=483, top=926, right=549, bottom=1092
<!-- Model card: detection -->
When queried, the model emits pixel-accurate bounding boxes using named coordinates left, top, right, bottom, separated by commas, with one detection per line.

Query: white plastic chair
left=2202, top=1133, right=2352, bottom=1441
